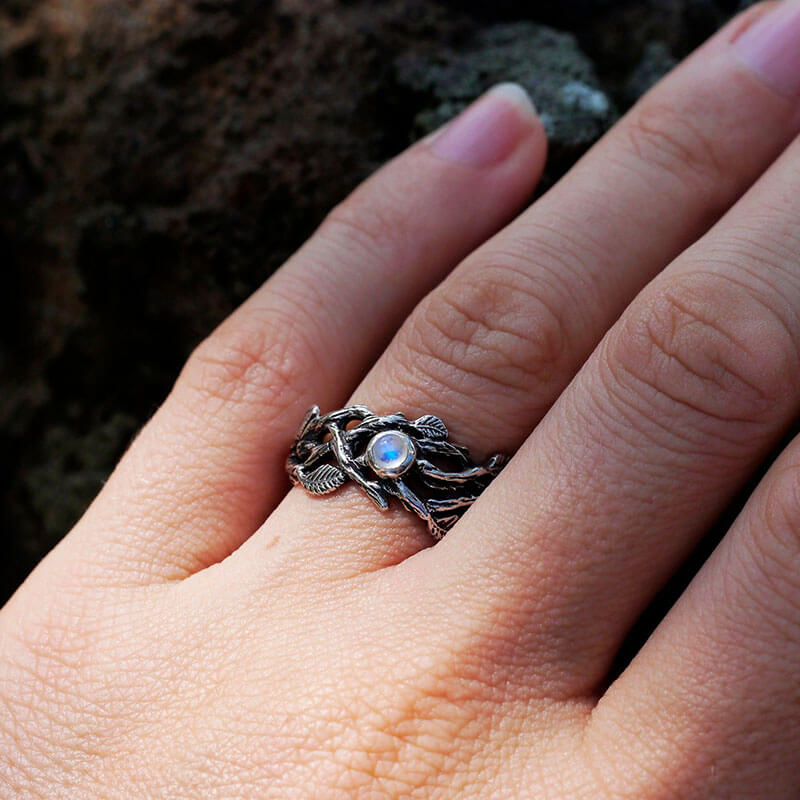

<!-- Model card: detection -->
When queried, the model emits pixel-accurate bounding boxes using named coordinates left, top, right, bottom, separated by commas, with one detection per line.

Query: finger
left=586, top=434, right=800, bottom=799
left=267, top=2, right=800, bottom=571
left=441, top=5, right=800, bottom=695
left=62, top=84, right=547, bottom=582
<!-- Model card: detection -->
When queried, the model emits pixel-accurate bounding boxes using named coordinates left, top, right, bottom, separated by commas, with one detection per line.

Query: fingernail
left=428, top=83, right=538, bottom=168
left=733, top=1, right=800, bottom=97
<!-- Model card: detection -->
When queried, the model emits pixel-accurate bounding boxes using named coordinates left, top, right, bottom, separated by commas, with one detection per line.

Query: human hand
left=3, top=3, right=800, bottom=797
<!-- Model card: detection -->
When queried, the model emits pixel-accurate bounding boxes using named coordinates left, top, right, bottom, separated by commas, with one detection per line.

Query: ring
left=286, top=405, right=508, bottom=539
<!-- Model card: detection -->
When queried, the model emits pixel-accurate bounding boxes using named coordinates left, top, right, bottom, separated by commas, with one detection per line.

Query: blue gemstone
left=368, top=431, right=414, bottom=476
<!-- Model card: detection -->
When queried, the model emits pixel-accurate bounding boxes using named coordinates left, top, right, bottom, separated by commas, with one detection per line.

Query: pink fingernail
left=429, top=83, right=538, bottom=168
left=733, top=1, right=800, bottom=98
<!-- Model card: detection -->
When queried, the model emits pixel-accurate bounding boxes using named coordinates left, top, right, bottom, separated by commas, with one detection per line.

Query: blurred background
left=0, top=0, right=756, bottom=602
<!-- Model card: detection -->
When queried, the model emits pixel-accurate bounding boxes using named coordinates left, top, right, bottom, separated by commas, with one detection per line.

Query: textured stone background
left=0, top=0, right=756, bottom=601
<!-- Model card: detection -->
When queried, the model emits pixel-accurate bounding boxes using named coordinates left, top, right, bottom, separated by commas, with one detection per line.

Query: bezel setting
left=365, top=430, right=417, bottom=479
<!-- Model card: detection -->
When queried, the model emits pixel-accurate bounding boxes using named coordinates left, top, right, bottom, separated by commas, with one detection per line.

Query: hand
left=3, top=4, right=800, bottom=797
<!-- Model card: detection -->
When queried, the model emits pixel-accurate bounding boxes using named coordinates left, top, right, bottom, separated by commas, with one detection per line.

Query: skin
left=2, top=4, right=800, bottom=797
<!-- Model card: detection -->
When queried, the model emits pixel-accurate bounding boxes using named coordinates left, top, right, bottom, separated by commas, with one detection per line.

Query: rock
left=396, top=22, right=618, bottom=186
left=624, top=41, right=679, bottom=105
left=3, top=412, right=138, bottom=597
left=21, top=413, right=138, bottom=542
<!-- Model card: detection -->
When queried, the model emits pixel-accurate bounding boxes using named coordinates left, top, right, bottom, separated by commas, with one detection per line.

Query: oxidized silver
left=286, top=405, right=507, bottom=540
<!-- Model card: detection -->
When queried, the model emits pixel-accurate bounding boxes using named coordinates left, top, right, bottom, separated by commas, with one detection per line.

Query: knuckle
left=183, top=306, right=318, bottom=415
left=743, top=461, right=800, bottom=620
left=622, top=99, right=727, bottom=196
left=396, top=260, right=569, bottom=405
left=756, top=461, right=800, bottom=562
left=320, top=188, right=407, bottom=268
left=606, top=272, right=799, bottom=431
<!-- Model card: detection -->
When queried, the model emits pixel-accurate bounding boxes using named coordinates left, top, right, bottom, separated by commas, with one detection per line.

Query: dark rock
left=2, top=411, right=137, bottom=599
left=624, top=41, right=678, bottom=105
left=21, top=413, right=138, bottom=542
left=439, top=0, right=728, bottom=66
left=397, top=22, right=618, bottom=186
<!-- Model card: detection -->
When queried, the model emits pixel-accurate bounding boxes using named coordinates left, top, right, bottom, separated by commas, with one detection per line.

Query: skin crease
left=3, top=3, right=800, bottom=798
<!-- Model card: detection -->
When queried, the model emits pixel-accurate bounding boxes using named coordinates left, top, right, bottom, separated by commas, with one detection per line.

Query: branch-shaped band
left=286, top=405, right=507, bottom=540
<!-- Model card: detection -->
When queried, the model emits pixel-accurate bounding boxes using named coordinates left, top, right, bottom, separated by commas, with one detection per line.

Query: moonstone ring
left=286, top=405, right=507, bottom=540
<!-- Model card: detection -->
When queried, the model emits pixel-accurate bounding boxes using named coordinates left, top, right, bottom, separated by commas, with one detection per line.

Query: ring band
left=287, top=405, right=507, bottom=539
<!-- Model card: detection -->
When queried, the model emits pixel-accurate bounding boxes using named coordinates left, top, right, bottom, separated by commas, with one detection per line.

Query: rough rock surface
left=0, top=0, right=751, bottom=600
left=397, top=22, right=617, bottom=186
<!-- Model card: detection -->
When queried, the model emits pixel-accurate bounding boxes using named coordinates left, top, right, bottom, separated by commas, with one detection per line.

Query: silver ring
left=286, top=405, right=507, bottom=540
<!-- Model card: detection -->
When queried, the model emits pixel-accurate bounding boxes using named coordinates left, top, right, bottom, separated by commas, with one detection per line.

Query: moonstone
left=366, top=430, right=415, bottom=478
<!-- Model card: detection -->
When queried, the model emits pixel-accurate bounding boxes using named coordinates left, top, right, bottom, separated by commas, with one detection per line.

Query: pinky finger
left=585, top=438, right=800, bottom=799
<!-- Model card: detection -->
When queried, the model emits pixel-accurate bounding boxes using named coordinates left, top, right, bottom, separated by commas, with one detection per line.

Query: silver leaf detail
left=414, top=415, right=448, bottom=440
left=299, top=464, right=346, bottom=495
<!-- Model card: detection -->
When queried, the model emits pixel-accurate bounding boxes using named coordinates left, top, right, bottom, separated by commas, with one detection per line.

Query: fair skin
left=3, top=3, right=800, bottom=797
